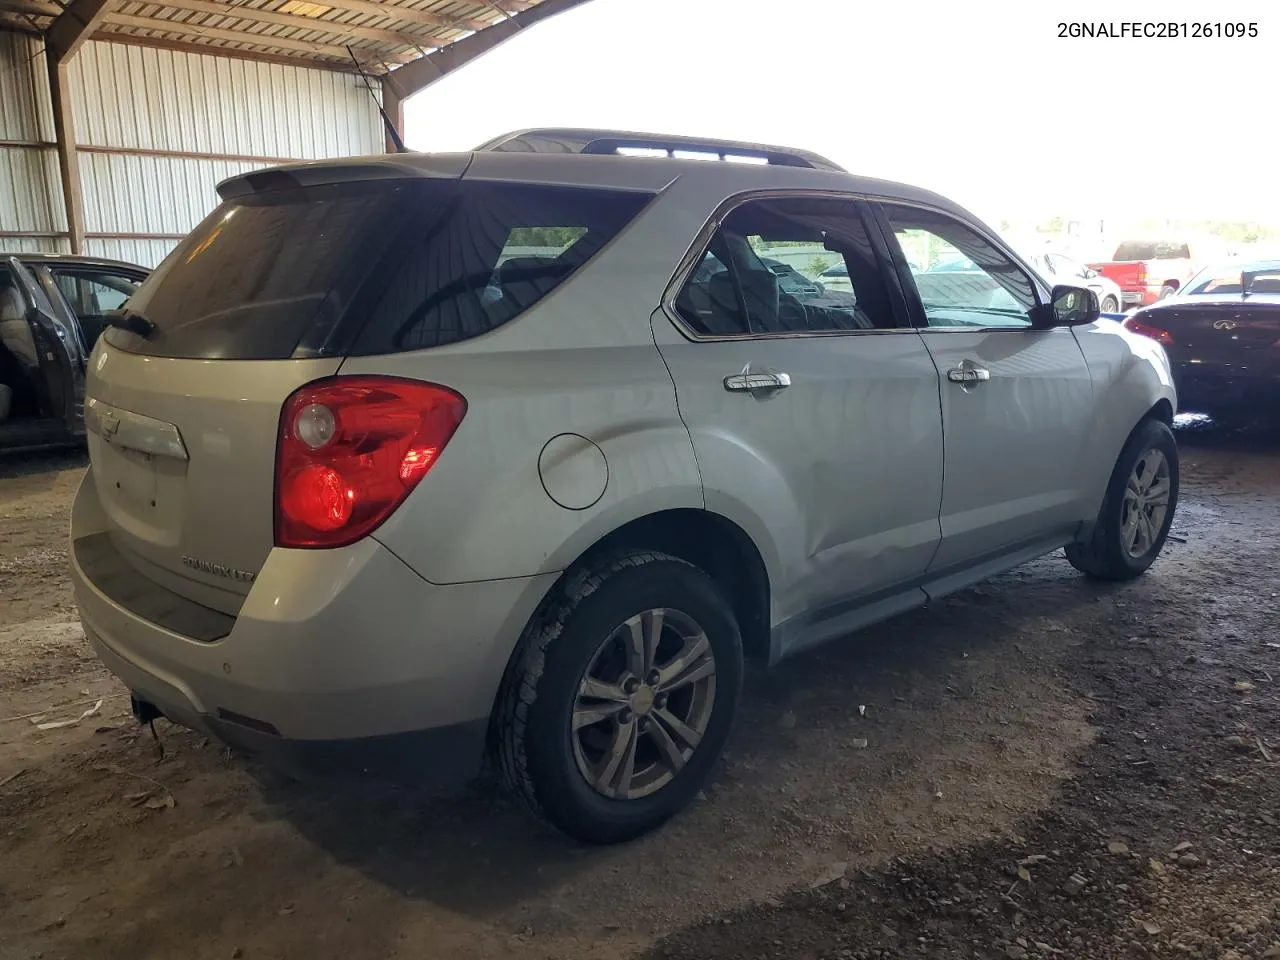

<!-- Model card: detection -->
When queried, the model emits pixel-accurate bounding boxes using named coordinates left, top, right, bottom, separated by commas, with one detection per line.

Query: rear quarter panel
left=1072, top=319, right=1177, bottom=513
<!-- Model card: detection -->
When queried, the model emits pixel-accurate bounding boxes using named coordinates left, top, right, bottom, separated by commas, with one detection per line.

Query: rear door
left=7, top=257, right=83, bottom=434
left=871, top=203, right=1096, bottom=572
left=652, top=194, right=944, bottom=639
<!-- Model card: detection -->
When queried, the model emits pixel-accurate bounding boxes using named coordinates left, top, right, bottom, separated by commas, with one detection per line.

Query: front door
left=43, top=264, right=145, bottom=353
left=872, top=204, right=1096, bottom=572
left=7, top=257, right=84, bottom=435
left=652, top=194, right=944, bottom=636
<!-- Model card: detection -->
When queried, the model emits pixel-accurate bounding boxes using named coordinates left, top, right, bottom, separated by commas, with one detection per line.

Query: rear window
left=1112, top=241, right=1190, bottom=261
left=1188, top=267, right=1280, bottom=296
left=106, top=179, right=651, bottom=360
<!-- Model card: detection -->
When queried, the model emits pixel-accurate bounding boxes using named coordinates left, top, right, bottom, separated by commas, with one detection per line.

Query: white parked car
left=1021, top=250, right=1124, bottom=314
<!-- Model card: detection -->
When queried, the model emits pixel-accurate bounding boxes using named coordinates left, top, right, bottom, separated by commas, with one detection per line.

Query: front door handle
left=724, top=371, right=792, bottom=393
left=946, top=366, right=990, bottom=385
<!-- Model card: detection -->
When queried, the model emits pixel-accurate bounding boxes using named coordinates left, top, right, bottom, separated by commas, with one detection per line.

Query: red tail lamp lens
left=275, top=376, right=466, bottom=548
left=1123, top=315, right=1175, bottom=347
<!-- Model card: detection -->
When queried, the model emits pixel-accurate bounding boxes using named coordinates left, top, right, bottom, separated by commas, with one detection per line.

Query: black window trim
left=866, top=198, right=1058, bottom=333
left=659, top=188, right=919, bottom=343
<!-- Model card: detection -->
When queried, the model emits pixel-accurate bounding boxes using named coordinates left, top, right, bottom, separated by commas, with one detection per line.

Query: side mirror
left=1049, top=284, right=1099, bottom=326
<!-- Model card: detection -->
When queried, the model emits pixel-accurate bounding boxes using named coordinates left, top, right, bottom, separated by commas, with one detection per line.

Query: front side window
left=882, top=205, right=1039, bottom=329
left=673, top=196, right=896, bottom=337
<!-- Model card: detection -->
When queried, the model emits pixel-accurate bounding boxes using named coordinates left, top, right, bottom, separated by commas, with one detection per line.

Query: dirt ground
left=1, top=419, right=1277, bottom=960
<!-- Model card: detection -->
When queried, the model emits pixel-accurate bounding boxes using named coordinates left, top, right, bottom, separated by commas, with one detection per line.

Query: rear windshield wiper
left=107, top=309, right=156, bottom=339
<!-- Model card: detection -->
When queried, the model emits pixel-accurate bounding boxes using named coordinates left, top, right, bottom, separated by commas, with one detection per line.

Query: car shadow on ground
left=0, top=445, right=87, bottom=481
left=240, top=551, right=1135, bottom=923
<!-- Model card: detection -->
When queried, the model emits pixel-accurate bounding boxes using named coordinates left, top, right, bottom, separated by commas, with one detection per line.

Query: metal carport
left=0, top=0, right=589, bottom=265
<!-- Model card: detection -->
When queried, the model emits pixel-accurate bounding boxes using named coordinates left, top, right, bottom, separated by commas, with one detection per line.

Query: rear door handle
left=946, top=366, right=990, bottom=385
left=724, top=371, right=792, bottom=393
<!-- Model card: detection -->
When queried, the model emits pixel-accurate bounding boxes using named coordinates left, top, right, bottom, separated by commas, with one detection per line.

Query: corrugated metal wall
left=0, top=31, right=69, bottom=254
left=2, top=29, right=383, bottom=267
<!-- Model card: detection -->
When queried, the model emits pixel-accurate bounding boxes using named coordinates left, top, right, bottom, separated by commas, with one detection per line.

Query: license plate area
left=92, top=438, right=188, bottom=547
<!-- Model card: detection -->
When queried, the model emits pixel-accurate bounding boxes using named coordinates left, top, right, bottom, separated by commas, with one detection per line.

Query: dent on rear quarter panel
left=1072, top=321, right=1176, bottom=513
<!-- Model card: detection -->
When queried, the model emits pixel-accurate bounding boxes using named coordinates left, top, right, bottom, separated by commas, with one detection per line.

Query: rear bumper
left=71, top=469, right=556, bottom=785
left=1172, top=365, right=1280, bottom=414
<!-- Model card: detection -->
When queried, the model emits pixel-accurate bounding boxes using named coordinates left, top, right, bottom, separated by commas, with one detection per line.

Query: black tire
left=494, top=551, right=743, bottom=844
left=1066, top=418, right=1179, bottom=580
left=1159, top=284, right=1177, bottom=300
left=1101, top=295, right=1119, bottom=314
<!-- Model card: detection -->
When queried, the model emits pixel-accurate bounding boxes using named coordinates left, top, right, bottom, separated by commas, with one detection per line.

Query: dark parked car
left=1123, top=259, right=1280, bottom=419
left=1, top=253, right=149, bottom=451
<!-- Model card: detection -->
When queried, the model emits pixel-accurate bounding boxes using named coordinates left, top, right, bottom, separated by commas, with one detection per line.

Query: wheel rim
left=1122, top=447, right=1172, bottom=558
left=571, top=608, right=717, bottom=800
left=1103, top=297, right=1118, bottom=313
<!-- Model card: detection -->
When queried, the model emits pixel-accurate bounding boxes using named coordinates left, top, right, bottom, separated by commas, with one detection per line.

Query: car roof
left=2, top=252, right=150, bottom=272
left=218, top=128, right=976, bottom=224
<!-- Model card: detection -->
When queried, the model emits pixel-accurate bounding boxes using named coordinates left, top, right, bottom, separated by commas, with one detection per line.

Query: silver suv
left=70, top=129, right=1179, bottom=844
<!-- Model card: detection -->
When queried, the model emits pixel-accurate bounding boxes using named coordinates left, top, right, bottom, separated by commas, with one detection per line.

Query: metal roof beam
left=318, top=0, right=490, bottom=33
left=46, top=0, right=115, bottom=61
left=105, top=12, right=410, bottom=65
left=128, top=0, right=441, bottom=51
left=89, top=28, right=360, bottom=71
left=0, top=0, right=60, bottom=18
left=386, top=0, right=591, bottom=97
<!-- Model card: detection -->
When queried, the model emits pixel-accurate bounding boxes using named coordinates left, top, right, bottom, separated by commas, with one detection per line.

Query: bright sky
left=405, top=0, right=1279, bottom=230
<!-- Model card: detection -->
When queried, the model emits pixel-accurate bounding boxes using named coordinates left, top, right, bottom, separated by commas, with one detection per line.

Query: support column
left=47, top=59, right=85, bottom=254
left=380, top=75, right=405, bottom=154
left=44, top=0, right=114, bottom=255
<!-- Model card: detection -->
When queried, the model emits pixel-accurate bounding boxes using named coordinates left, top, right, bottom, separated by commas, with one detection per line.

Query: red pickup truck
left=1088, top=240, right=1201, bottom=308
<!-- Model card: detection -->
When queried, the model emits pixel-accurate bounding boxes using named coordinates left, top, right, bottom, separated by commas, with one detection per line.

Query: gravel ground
left=1, top=419, right=1277, bottom=960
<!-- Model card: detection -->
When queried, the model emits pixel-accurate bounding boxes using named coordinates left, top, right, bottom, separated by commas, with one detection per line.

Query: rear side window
left=352, top=182, right=650, bottom=354
left=106, top=180, right=650, bottom=360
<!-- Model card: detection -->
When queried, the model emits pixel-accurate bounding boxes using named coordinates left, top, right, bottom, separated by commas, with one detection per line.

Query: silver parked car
left=70, top=129, right=1180, bottom=844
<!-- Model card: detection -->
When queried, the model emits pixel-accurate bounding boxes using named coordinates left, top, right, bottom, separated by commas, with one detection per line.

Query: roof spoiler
left=215, top=154, right=471, bottom=200
left=475, top=128, right=846, bottom=172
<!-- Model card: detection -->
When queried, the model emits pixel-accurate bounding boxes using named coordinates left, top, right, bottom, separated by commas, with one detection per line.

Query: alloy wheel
left=571, top=608, right=717, bottom=800
left=1121, top=447, right=1172, bottom=558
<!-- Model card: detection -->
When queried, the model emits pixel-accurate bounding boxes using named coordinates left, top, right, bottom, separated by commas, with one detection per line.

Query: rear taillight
left=1123, top=315, right=1175, bottom=347
left=274, top=376, right=466, bottom=549
left=1132, top=262, right=1147, bottom=283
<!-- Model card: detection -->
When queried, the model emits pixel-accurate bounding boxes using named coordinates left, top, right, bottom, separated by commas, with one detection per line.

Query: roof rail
left=475, top=128, right=846, bottom=172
